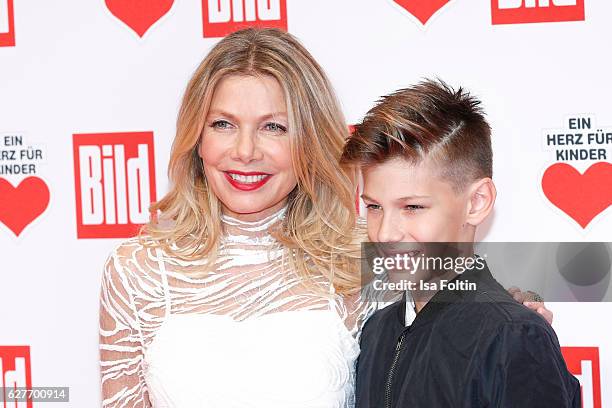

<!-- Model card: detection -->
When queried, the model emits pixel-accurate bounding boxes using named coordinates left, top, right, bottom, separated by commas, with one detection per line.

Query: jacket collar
left=397, top=259, right=495, bottom=329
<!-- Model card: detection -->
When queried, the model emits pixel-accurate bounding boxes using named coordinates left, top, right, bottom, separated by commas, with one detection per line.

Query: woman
left=100, top=28, right=372, bottom=407
left=99, top=28, right=550, bottom=407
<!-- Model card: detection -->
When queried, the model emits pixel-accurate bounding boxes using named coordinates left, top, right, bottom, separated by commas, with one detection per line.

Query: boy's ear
left=465, top=178, right=496, bottom=227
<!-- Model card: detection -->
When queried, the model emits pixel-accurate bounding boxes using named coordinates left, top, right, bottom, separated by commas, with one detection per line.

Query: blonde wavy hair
left=142, top=28, right=363, bottom=295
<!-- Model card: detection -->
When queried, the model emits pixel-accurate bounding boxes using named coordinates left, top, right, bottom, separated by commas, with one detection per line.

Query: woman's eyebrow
left=206, top=109, right=288, bottom=122
left=206, top=109, right=239, bottom=121
left=260, top=112, right=288, bottom=121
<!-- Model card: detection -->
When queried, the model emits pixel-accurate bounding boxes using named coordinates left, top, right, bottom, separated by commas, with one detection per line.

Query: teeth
left=228, top=173, right=268, bottom=183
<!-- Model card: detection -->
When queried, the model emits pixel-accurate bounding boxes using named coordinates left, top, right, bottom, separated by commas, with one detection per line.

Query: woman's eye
left=263, top=122, right=287, bottom=133
left=211, top=120, right=233, bottom=129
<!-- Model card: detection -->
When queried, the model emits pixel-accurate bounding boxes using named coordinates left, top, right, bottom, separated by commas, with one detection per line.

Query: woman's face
left=199, top=74, right=297, bottom=221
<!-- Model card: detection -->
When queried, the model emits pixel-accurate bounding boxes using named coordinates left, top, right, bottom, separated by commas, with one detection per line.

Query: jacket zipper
left=384, top=332, right=406, bottom=408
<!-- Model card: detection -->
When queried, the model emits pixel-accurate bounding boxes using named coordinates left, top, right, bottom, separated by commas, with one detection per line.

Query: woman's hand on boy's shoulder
left=507, top=286, right=553, bottom=325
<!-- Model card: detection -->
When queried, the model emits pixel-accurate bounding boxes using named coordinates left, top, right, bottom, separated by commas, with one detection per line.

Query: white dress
left=99, top=206, right=376, bottom=408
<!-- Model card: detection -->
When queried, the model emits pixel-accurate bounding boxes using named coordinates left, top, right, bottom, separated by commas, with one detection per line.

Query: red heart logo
left=0, top=177, right=50, bottom=236
left=105, top=0, right=175, bottom=37
left=393, top=0, right=451, bottom=25
left=542, top=162, right=612, bottom=228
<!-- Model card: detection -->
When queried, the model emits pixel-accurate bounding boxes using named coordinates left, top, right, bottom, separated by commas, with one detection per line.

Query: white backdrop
left=1, top=0, right=610, bottom=406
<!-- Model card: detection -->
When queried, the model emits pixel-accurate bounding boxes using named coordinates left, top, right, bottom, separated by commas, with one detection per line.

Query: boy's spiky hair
left=341, top=79, right=492, bottom=191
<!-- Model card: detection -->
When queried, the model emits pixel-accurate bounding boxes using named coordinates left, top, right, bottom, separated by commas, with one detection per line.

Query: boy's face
left=362, top=157, right=472, bottom=243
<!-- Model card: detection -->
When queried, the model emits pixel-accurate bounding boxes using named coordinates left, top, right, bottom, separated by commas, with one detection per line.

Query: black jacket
left=355, top=263, right=581, bottom=408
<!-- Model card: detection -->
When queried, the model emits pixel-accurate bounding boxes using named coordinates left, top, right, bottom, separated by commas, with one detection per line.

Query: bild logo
left=72, top=132, right=156, bottom=239
left=492, top=0, right=585, bottom=24
left=561, top=347, right=601, bottom=408
left=0, top=0, right=15, bottom=47
left=0, top=346, right=33, bottom=408
left=202, top=0, right=287, bottom=38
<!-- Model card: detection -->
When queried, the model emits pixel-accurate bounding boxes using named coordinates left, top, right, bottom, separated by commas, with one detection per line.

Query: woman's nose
left=231, top=128, right=262, bottom=163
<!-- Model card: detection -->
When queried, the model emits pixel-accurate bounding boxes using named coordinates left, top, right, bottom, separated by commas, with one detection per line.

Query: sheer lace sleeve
left=337, top=217, right=402, bottom=341
left=99, top=244, right=151, bottom=408
left=338, top=291, right=377, bottom=341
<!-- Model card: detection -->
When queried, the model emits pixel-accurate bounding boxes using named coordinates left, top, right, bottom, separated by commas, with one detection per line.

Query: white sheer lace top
left=99, top=206, right=377, bottom=408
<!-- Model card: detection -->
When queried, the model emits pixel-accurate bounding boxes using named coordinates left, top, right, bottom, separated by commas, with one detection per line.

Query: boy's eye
left=404, top=204, right=425, bottom=212
left=211, top=119, right=233, bottom=129
left=263, top=122, right=287, bottom=133
left=365, top=204, right=382, bottom=211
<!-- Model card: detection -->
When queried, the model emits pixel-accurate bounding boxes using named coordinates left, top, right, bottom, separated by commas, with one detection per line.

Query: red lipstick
left=224, top=170, right=272, bottom=191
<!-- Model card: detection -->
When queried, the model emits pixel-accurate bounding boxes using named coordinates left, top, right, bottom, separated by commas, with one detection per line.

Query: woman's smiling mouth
left=224, top=170, right=273, bottom=191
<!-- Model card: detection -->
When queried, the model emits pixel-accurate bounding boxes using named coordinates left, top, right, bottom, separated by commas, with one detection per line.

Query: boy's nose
left=377, top=214, right=404, bottom=243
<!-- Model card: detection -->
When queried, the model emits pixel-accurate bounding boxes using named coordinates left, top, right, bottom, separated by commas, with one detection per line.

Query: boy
left=341, top=80, right=580, bottom=407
